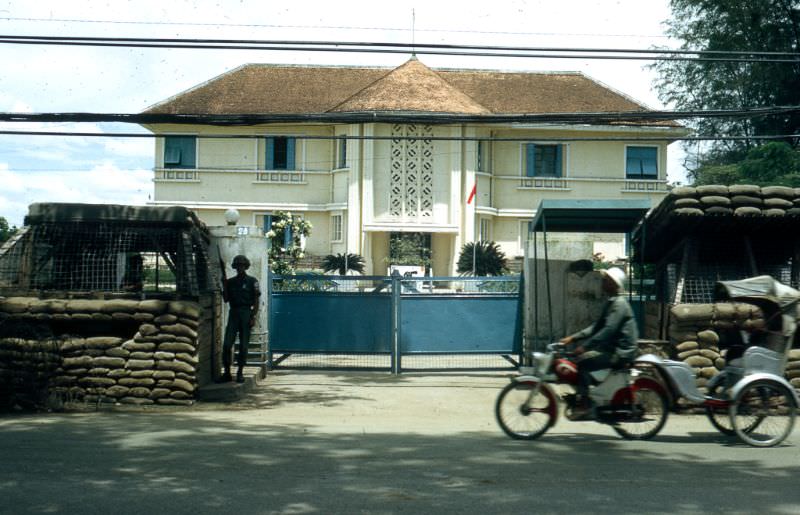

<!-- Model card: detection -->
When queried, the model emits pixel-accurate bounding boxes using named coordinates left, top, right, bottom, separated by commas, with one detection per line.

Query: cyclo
left=495, top=275, right=800, bottom=447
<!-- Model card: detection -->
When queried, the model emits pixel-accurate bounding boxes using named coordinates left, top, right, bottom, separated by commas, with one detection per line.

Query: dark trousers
left=223, top=306, right=252, bottom=369
left=575, top=350, right=614, bottom=398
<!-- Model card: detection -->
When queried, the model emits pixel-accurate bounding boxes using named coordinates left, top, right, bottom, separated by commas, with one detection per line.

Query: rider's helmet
left=554, top=358, right=579, bottom=384
left=603, top=267, right=626, bottom=289
left=232, top=255, right=251, bottom=270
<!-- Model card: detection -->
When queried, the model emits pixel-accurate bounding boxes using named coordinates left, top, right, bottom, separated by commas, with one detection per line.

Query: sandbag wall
left=669, top=302, right=800, bottom=390
left=0, top=297, right=204, bottom=406
left=649, top=184, right=800, bottom=220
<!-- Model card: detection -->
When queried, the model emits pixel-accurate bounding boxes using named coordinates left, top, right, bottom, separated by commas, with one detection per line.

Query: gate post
left=391, top=274, right=401, bottom=374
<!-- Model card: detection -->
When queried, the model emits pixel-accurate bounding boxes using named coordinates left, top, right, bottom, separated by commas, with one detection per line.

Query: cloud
left=0, top=161, right=152, bottom=227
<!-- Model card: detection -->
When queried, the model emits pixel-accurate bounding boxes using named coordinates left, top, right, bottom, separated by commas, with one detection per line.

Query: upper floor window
left=337, top=136, right=347, bottom=169
left=164, top=136, right=196, bottom=169
left=525, top=143, right=562, bottom=177
left=266, top=136, right=296, bottom=170
left=477, top=140, right=491, bottom=172
left=626, top=146, right=658, bottom=179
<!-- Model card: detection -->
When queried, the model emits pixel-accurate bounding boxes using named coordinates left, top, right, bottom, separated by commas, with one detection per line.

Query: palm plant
left=456, top=241, right=508, bottom=276
left=321, top=253, right=366, bottom=275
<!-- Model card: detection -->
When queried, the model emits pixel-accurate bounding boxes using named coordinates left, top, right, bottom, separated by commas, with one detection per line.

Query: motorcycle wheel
left=731, top=380, right=797, bottom=448
left=612, top=383, right=669, bottom=440
left=495, top=379, right=557, bottom=440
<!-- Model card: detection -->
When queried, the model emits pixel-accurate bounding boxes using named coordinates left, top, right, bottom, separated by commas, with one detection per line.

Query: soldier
left=221, top=255, right=260, bottom=383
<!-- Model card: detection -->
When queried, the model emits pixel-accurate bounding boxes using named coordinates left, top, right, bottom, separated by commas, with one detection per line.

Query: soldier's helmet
left=232, top=255, right=251, bottom=269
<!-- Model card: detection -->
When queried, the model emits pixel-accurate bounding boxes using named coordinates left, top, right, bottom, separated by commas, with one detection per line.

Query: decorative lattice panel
left=389, top=124, right=434, bottom=220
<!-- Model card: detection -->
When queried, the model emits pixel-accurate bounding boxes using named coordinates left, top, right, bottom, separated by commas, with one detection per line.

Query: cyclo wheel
left=706, top=380, right=736, bottom=436
left=706, top=379, right=764, bottom=436
left=495, top=379, right=557, bottom=440
left=612, top=381, right=669, bottom=440
left=731, top=379, right=797, bottom=447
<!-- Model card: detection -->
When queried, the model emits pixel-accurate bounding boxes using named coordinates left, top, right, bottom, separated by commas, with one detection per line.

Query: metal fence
left=268, top=274, right=523, bottom=373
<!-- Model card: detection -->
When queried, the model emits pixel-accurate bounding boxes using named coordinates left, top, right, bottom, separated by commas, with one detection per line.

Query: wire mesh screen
left=660, top=236, right=797, bottom=304
left=0, top=222, right=212, bottom=295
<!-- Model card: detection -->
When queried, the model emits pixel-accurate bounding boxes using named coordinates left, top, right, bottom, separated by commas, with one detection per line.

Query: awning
left=531, top=199, right=652, bottom=233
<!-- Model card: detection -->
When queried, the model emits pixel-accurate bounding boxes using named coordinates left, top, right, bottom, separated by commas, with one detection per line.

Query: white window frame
left=336, top=135, right=347, bottom=169
left=624, top=144, right=659, bottom=179
left=478, top=217, right=492, bottom=242
left=162, top=134, right=198, bottom=169
left=519, top=142, right=568, bottom=178
left=331, top=213, right=343, bottom=243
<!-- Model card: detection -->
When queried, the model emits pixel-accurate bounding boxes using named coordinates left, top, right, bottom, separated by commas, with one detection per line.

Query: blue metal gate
left=268, top=274, right=522, bottom=372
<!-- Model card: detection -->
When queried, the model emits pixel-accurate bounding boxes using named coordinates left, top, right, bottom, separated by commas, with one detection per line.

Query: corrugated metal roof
left=531, top=199, right=651, bottom=233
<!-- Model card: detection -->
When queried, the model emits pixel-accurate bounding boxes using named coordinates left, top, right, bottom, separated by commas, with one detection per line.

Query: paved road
left=1, top=371, right=799, bottom=515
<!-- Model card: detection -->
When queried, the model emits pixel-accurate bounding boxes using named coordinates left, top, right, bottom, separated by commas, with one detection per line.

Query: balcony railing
left=155, top=168, right=198, bottom=181
left=256, top=170, right=307, bottom=184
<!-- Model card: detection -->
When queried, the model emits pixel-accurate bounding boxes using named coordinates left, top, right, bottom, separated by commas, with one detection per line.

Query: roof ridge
left=328, top=58, right=490, bottom=114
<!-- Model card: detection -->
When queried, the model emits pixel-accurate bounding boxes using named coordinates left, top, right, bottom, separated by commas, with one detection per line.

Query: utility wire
left=0, top=16, right=673, bottom=39
left=1, top=106, right=798, bottom=126
left=0, top=130, right=796, bottom=143
left=1, top=34, right=798, bottom=62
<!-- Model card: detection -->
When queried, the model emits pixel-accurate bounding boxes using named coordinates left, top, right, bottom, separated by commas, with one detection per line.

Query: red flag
left=467, top=183, right=477, bottom=204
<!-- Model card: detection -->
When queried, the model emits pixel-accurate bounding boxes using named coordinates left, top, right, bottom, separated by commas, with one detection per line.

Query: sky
left=0, top=0, right=682, bottom=227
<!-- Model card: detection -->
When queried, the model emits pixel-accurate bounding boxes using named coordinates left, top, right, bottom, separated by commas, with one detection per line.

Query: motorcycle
left=496, top=275, right=800, bottom=447
left=495, top=343, right=670, bottom=441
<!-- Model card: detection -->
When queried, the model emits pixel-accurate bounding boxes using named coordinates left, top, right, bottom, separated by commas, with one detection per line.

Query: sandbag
left=699, top=195, right=731, bottom=207
left=731, top=195, right=764, bottom=209
left=697, top=330, right=720, bottom=345
left=674, top=198, right=701, bottom=208
left=696, top=185, right=729, bottom=196
left=761, top=185, right=794, bottom=199
left=729, top=184, right=761, bottom=196
left=764, top=198, right=793, bottom=209
left=672, top=208, right=704, bottom=216
left=705, top=206, right=733, bottom=215
left=734, top=207, right=762, bottom=216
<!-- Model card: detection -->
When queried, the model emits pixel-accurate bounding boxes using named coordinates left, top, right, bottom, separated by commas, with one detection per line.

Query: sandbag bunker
left=0, top=298, right=202, bottom=405
left=0, top=203, right=219, bottom=408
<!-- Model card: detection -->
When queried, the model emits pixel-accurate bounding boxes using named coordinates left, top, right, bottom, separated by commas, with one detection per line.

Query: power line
left=0, top=16, right=674, bottom=40
left=1, top=106, right=798, bottom=126
left=0, top=129, right=796, bottom=143
left=1, top=34, right=798, bottom=62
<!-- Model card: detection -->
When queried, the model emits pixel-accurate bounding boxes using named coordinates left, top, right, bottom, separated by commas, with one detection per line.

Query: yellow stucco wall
left=149, top=122, right=677, bottom=273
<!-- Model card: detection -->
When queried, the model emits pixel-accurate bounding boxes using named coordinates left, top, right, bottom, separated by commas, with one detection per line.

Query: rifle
left=217, top=244, right=229, bottom=301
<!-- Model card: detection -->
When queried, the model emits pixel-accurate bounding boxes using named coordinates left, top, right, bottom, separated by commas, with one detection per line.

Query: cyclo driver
left=559, top=267, right=638, bottom=419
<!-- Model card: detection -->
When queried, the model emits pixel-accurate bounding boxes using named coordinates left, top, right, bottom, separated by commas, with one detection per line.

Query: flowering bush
left=267, top=211, right=312, bottom=275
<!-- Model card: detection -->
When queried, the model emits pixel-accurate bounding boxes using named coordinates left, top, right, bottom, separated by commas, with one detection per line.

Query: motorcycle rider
left=559, top=267, right=638, bottom=419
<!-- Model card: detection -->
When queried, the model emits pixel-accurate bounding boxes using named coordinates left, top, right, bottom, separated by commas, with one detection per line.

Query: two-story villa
left=143, top=57, right=683, bottom=275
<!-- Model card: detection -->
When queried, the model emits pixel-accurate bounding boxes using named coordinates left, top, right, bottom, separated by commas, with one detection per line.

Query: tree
left=321, top=253, right=366, bottom=275
left=456, top=241, right=508, bottom=276
left=693, top=141, right=800, bottom=185
left=265, top=211, right=313, bottom=275
left=651, top=1, right=800, bottom=175
left=0, top=217, right=18, bottom=244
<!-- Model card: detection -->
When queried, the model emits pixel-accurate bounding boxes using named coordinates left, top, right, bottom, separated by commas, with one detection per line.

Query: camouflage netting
left=0, top=298, right=202, bottom=408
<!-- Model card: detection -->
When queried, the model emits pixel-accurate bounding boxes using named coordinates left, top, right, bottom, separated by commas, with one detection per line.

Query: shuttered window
left=626, top=146, right=658, bottom=178
left=164, top=136, right=196, bottom=169
left=525, top=144, right=562, bottom=177
left=266, top=136, right=296, bottom=170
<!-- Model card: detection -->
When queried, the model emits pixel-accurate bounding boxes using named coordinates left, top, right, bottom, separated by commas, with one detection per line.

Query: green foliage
left=265, top=211, right=313, bottom=275
left=651, top=1, right=800, bottom=169
left=0, top=217, right=18, bottom=243
left=273, top=272, right=335, bottom=292
left=321, top=253, right=366, bottom=275
left=388, top=233, right=431, bottom=267
left=692, top=142, right=800, bottom=186
left=456, top=241, right=508, bottom=276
